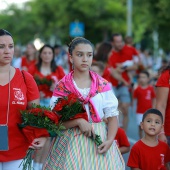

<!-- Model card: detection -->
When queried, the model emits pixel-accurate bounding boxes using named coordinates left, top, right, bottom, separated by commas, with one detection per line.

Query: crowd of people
left=0, top=28, right=170, bottom=170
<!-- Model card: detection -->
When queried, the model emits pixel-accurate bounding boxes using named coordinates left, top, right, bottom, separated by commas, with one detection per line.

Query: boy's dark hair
left=142, top=108, right=163, bottom=123
left=139, top=70, right=150, bottom=78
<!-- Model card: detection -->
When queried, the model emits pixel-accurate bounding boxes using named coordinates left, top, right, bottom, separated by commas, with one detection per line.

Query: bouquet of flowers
left=52, top=93, right=103, bottom=146
left=34, top=75, right=53, bottom=97
left=34, top=75, right=53, bottom=87
left=18, top=104, right=65, bottom=170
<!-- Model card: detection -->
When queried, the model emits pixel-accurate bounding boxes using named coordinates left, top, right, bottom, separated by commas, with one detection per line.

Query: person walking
left=43, top=37, right=125, bottom=170
left=0, top=29, right=47, bottom=170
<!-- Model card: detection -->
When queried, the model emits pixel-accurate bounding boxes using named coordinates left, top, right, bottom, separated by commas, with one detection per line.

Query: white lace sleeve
left=102, top=90, right=119, bottom=118
left=50, top=96, right=59, bottom=110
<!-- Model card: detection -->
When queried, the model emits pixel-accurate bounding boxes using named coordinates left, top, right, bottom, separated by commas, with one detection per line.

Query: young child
left=91, top=60, right=105, bottom=76
left=127, top=108, right=170, bottom=170
left=133, top=70, right=156, bottom=138
left=115, top=127, right=130, bottom=154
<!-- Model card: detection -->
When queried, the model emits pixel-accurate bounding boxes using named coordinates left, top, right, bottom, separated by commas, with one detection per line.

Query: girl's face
left=40, top=47, right=53, bottom=64
left=70, top=43, right=93, bottom=72
left=0, top=35, right=14, bottom=66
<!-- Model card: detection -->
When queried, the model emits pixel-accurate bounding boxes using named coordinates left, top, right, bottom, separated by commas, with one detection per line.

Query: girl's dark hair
left=68, top=37, right=93, bottom=55
left=0, top=29, right=12, bottom=37
left=36, top=44, right=57, bottom=72
left=94, top=41, right=112, bottom=63
left=142, top=108, right=163, bottom=123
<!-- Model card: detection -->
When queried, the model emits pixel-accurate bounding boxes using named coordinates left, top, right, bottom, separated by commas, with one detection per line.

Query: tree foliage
left=0, top=0, right=170, bottom=50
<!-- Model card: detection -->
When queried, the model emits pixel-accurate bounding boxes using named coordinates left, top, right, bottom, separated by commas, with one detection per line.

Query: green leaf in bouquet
left=90, top=134, right=103, bottom=146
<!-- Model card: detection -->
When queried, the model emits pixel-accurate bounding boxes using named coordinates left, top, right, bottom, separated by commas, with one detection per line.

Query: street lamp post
left=127, top=0, right=132, bottom=36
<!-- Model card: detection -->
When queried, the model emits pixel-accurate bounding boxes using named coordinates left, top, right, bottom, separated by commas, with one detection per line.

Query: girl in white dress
left=43, top=37, right=125, bottom=170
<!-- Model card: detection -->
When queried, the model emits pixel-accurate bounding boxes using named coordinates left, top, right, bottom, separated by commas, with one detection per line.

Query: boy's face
left=140, top=113, right=163, bottom=136
left=138, top=73, right=149, bottom=86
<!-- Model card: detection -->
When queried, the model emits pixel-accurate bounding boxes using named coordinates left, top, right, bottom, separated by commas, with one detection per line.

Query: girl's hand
left=77, top=118, right=95, bottom=138
left=97, top=139, right=113, bottom=154
left=29, top=137, right=47, bottom=150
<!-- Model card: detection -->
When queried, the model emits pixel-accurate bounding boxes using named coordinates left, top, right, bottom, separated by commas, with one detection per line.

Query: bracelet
left=158, top=131, right=165, bottom=136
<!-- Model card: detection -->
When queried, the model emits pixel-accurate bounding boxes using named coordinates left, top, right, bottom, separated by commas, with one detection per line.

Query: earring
left=72, top=62, right=74, bottom=70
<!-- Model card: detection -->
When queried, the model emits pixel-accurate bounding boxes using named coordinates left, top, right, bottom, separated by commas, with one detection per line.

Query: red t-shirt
left=28, top=66, right=65, bottom=98
left=127, top=140, right=170, bottom=170
left=108, top=45, right=137, bottom=86
left=0, top=68, right=39, bottom=162
left=115, top=128, right=130, bottom=148
left=102, top=66, right=111, bottom=82
left=156, top=70, right=170, bottom=136
left=133, top=85, right=156, bottom=113
left=21, top=56, right=37, bottom=71
left=122, top=45, right=139, bottom=60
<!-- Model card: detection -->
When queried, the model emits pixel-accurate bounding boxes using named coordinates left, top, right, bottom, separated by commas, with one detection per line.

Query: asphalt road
left=123, top=106, right=139, bottom=170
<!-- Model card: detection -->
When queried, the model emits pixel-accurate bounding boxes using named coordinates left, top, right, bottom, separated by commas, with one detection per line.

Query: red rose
left=44, top=110, right=59, bottom=124
left=53, top=102, right=63, bottom=112
left=67, top=93, right=78, bottom=104
left=29, top=108, right=43, bottom=116
left=38, top=84, right=49, bottom=91
left=70, top=112, right=88, bottom=121
left=46, top=75, right=53, bottom=81
left=60, top=98, right=68, bottom=106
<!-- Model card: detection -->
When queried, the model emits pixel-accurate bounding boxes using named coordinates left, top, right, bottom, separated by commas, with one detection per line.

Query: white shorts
left=0, top=159, right=23, bottom=170
left=136, top=113, right=143, bottom=126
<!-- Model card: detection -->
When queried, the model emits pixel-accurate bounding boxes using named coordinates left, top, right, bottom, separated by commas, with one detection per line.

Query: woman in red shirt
left=28, top=44, right=65, bottom=107
left=0, top=29, right=47, bottom=170
left=156, top=65, right=170, bottom=147
left=13, top=43, right=37, bottom=71
left=28, top=44, right=65, bottom=170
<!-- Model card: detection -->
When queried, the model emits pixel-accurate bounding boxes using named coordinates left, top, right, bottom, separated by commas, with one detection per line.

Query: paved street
left=123, top=106, right=139, bottom=170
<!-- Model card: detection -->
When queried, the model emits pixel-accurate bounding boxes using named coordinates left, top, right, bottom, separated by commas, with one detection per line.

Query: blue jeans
left=112, top=86, right=131, bottom=103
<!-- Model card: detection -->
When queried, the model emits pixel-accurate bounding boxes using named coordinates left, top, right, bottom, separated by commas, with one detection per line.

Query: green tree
left=2, top=0, right=169, bottom=51
left=0, top=0, right=127, bottom=45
